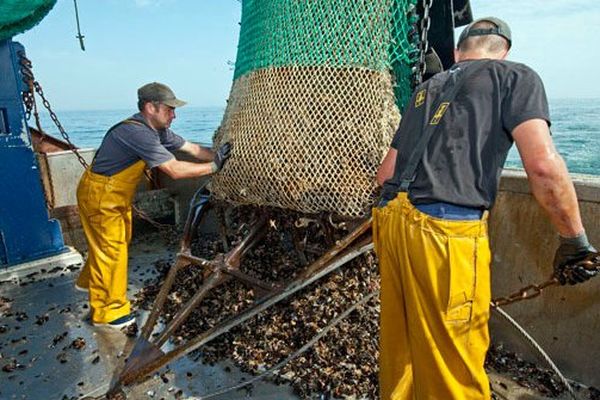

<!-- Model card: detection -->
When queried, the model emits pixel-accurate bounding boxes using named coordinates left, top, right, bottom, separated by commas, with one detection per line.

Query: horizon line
left=48, top=97, right=600, bottom=113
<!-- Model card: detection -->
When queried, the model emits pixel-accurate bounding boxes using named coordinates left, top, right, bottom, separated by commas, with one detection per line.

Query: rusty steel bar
left=139, top=190, right=211, bottom=339
left=301, top=217, right=372, bottom=278
left=176, top=252, right=212, bottom=268
left=139, top=257, right=189, bottom=340
left=117, top=231, right=373, bottom=387
left=115, top=212, right=272, bottom=389
left=140, top=213, right=268, bottom=343
left=154, top=270, right=228, bottom=347
left=224, top=214, right=269, bottom=268
left=180, top=189, right=210, bottom=252
left=220, top=267, right=279, bottom=292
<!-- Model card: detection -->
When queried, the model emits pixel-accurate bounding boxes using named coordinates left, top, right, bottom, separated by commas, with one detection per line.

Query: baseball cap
left=457, top=17, right=512, bottom=49
left=137, top=82, right=187, bottom=108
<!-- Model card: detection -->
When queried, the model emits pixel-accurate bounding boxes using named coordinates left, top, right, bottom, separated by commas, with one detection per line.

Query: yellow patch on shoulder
left=430, top=102, right=449, bottom=125
left=415, top=89, right=426, bottom=108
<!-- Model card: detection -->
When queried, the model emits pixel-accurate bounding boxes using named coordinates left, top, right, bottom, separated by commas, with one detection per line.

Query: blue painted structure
left=0, top=39, right=67, bottom=268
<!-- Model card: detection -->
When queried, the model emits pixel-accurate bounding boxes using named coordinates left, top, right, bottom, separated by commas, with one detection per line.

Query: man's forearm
left=526, top=154, right=584, bottom=237
left=158, top=158, right=214, bottom=179
left=180, top=142, right=215, bottom=162
left=513, top=119, right=585, bottom=237
left=193, top=145, right=215, bottom=162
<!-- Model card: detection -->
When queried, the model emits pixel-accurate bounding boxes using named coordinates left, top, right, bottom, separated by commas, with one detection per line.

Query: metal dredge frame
left=103, top=188, right=374, bottom=397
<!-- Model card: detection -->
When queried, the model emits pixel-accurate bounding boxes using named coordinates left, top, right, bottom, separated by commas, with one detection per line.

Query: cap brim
left=162, top=98, right=187, bottom=108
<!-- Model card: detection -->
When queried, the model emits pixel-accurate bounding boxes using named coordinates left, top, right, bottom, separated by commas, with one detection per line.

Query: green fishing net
left=0, top=0, right=57, bottom=41
left=212, top=0, right=420, bottom=217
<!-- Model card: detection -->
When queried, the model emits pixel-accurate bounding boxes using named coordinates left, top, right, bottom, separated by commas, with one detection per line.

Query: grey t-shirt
left=91, top=113, right=186, bottom=176
left=382, top=59, right=551, bottom=209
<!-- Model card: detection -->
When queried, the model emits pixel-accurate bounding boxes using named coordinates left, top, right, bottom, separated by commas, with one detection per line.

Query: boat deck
left=0, top=237, right=297, bottom=400
left=0, top=234, right=590, bottom=400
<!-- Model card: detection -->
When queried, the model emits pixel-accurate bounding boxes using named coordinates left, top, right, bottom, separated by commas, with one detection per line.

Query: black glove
left=211, top=142, right=232, bottom=173
left=553, top=232, right=598, bottom=285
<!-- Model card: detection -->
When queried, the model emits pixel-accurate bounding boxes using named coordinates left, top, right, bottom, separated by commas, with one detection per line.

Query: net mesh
left=212, top=0, right=419, bottom=218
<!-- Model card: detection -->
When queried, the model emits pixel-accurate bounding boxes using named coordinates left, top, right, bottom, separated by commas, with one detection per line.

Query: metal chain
left=491, top=277, right=558, bottom=308
left=22, top=87, right=35, bottom=120
left=21, top=70, right=35, bottom=121
left=20, top=53, right=91, bottom=169
left=132, top=203, right=175, bottom=230
left=20, top=54, right=55, bottom=209
left=20, top=55, right=46, bottom=140
left=33, top=81, right=91, bottom=169
left=18, top=53, right=173, bottom=230
left=415, top=0, right=434, bottom=84
left=491, top=253, right=600, bottom=307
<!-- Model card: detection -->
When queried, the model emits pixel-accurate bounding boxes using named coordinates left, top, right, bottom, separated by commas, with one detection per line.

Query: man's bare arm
left=179, top=141, right=215, bottom=162
left=513, top=118, right=584, bottom=237
left=157, top=158, right=214, bottom=180
left=376, top=148, right=398, bottom=187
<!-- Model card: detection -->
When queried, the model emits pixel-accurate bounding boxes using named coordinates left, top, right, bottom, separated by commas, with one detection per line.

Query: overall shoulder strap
left=91, top=118, right=154, bottom=167
left=106, top=118, right=153, bottom=134
left=398, top=60, right=491, bottom=192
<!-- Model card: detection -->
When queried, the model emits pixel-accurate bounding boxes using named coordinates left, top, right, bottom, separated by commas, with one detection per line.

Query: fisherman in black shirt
left=374, top=17, right=597, bottom=399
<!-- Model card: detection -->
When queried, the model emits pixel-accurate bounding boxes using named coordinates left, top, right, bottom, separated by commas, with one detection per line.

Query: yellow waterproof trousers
left=76, top=161, right=146, bottom=324
left=372, top=193, right=491, bottom=400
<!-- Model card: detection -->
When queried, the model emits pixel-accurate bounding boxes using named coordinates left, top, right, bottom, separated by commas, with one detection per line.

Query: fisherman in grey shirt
left=75, top=82, right=231, bottom=329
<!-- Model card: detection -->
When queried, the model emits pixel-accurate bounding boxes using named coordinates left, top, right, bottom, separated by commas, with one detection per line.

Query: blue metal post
left=0, top=39, right=67, bottom=268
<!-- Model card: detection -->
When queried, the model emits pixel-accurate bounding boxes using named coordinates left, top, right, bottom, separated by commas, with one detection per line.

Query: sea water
left=36, top=106, right=223, bottom=149
left=37, top=99, right=599, bottom=176
left=505, top=98, right=600, bottom=176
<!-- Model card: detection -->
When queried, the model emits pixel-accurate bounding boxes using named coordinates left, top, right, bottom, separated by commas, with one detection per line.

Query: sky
left=14, top=0, right=600, bottom=111
left=16, top=1, right=242, bottom=110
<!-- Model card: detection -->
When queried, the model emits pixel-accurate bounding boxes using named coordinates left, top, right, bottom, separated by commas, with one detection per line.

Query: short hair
left=458, top=21, right=510, bottom=53
left=138, top=99, right=148, bottom=111
left=138, top=100, right=159, bottom=111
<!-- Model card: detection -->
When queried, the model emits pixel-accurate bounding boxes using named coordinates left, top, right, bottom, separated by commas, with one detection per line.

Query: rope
left=492, top=306, right=578, bottom=400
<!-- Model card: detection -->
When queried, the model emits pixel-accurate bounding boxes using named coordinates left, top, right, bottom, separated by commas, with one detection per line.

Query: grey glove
left=553, top=232, right=598, bottom=285
left=211, top=142, right=232, bottom=173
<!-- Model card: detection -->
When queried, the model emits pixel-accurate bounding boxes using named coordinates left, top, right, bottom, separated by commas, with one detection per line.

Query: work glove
left=553, top=232, right=599, bottom=285
left=211, top=142, right=232, bottom=173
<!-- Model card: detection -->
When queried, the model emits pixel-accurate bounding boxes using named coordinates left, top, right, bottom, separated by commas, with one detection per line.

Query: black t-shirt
left=382, top=59, right=551, bottom=209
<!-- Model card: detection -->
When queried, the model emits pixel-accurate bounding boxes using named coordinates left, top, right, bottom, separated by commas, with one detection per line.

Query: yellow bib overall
left=373, top=193, right=492, bottom=399
left=75, top=160, right=146, bottom=324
